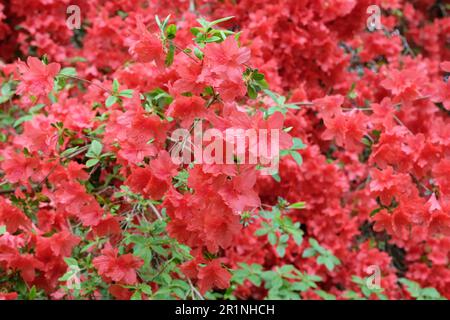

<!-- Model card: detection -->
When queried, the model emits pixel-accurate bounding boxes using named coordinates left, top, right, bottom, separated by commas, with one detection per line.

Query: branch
left=149, top=202, right=163, bottom=221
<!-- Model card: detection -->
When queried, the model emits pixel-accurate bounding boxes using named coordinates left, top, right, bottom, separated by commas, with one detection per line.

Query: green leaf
left=272, top=173, right=281, bottom=182
left=347, top=83, right=357, bottom=99
left=64, top=257, right=78, bottom=267
left=119, top=89, right=134, bottom=98
left=210, top=16, right=235, bottom=27
left=205, top=36, right=222, bottom=43
left=81, top=242, right=97, bottom=253
left=131, top=291, right=142, bottom=300
left=421, top=287, right=441, bottom=299
left=324, top=258, right=335, bottom=271
left=88, top=140, right=103, bottom=157
left=86, top=158, right=99, bottom=168
left=60, top=146, right=80, bottom=158
left=166, top=24, right=177, bottom=39
left=0, top=95, right=10, bottom=104
left=279, top=265, right=294, bottom=274
left=1, top=83, right=12, bottom=96
left=0, top=225, right=6, bottom=235
left=302, top=248, right=316, bottom=258
left=315, top=290, right=337, bottom=300
left=292, top=137, right=306, bottom=150
left=194, top=47, right=204, bottom=60
left=190, top=27, right=201, bottom=36
left=59, top=271, right=75, bottom=282
left=105, top=95, right=118, bottom=107
left=276, top=245, right=286, bottom=257
left=259, top=210, right=274, bottom=219
left=288, top=201, right=306, bottom=209
left=165, top=41, right=175, bottom=67
left=399, top=279, right=421, bottom=297
left=161, top=15, right=171, bottom=31
left=247, top=85, right=257, bottom=99
left=29, top=104, right=46, bottom=114
left=117, top=10, right=128, bottom=19
left=279, top=234, right=289, bottom=243
left=112, top=79, right=120, bottom=93
left=253, top=72, right=265, bottom=81
left=13, top=114, right=34, bottom=128
left=248, top=274, right=262, bottom=287
left=264, top=89, right=279, bottom=103
left=255, top=228, right=269, bottom=236
left=139, top=284, right=153, bottom=295
left=59, top=67, right=77, bottom=77
left=292, top=232, right=303, bottom=245
left=268, top=232, right=277, bottom=245
left=370, top=207, right=382, bottom=217
left=309, top=238, right=320, bottom=249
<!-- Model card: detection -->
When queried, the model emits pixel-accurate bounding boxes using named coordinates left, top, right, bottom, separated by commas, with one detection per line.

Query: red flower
left=322, top=111, right=367, bottom=151
left=217, top=169, right=261, bottom=212
left=128, top=18, right=164, bottom=68
left=35, top=231, right=80, bottom=258
left=0, top=198, right=31, bottom=233
left=199, top=37, right=250, bottom=101
left=125, top=150, right=178, bottom=199
left=93, top=244, right=143, bottom=285
left=381, top=68, right=422, bottom=102
left=16, top=57, right=60, bottom=98
left=440, top=61, right=450, bottom=73
left=429, top=212, right=450, bottom=237
left=93, top=215, right=122, bottom=237
left=197, top=260, right=231, bottom=294
left=314, top=95, right=344, bottom=120
left=166, top=95, right=207, bottom=128
left=172, top=53, right=204, bottom=94
left=0, top=292, right=18, bottom=300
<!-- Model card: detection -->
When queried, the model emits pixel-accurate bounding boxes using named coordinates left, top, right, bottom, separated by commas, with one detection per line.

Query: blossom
left=93, top=244, right=143, bottom=285
left=128, top=18, right=164, bottom=68
left=16, top=57, right=60, bottom=98
left=197, top=260, right=231, bottom=294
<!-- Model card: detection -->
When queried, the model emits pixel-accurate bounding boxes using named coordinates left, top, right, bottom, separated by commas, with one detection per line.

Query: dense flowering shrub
left=0, top=0, right=449, bottom=300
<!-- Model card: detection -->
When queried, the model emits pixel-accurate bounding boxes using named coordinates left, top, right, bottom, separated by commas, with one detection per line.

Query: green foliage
left=172, top=169, right=191, bottom=192
left=232, top=263, right=322, bottom=300
left=315, top=290, right=337, bottom=300
left=58, top=235, right=109, bottom=299
left=343, top=276, right=387, bottom=300
left=85, top=140, right=115, bottom=168
left=142, top=88, right=173, bottom=118
left=55, top=67, right=77, bottom=92
left=0, top=81, right=15, bottom=104
left=255, top=198, right=304, bottom=257
left=191, top=16, right=235, bottom=47
left=13, top=104, right=45, bottom=128
left=155, top=15, right=177, bottom=67
left=263, top=89, right=300, bottom=116
left=302, top=238, right=341, bottom=271
left=244, top=68, right=269, bottom=99
left=280, top=137, right=306, bottom=166
left=287, top=201, right=306, bottom=209
left=105, top=79, right=134, bottom=107
left=399, top=278, right=445, bottom=300
left=123, top=218, right=193, bottom=299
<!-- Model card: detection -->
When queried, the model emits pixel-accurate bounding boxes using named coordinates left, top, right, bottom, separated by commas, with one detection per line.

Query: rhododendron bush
left=0, top=0, right=449, bottom=300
